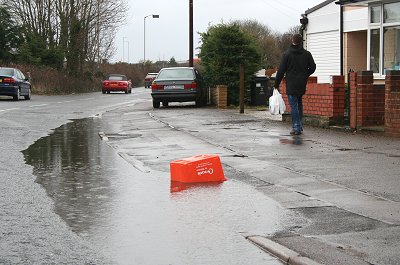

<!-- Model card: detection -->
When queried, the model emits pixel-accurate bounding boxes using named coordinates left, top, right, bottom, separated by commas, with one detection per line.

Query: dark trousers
left=288, top=94, right=303, bottom=132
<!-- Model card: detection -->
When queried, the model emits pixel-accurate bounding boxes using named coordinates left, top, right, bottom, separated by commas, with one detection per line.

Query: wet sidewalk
left=102, top=102, right=400, bottom=265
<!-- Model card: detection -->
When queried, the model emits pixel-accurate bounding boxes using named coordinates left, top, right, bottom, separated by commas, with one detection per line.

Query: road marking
left=29, top=104, right=48, bottom=107
left=0, top=108, right=20, bottom=112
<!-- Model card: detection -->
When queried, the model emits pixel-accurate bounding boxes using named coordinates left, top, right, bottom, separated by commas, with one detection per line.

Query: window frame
left=368, top=1, right=400, bottom=77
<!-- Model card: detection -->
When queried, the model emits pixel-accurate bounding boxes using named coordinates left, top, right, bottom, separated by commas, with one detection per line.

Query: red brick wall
left=349, top=71, right=385, bottom=129
left=385, top=70, right=400, bottom=137
left=279, top=76, right=345, bottom=123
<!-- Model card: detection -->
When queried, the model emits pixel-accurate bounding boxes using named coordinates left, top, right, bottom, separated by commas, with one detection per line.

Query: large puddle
left=23, top=118, right=294, bottom=265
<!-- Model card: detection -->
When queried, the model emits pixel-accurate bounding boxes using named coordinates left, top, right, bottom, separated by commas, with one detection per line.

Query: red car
left=102, top=74, right=132, bottom=94
left=144, top=73, right=158, bottom=88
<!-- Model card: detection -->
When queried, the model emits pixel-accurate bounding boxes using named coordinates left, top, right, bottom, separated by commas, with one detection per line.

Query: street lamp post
left=144, top=14, right=159, bottom=64
left=122, top=37, right=127, bottom=62
left=123, top=37, right=130, bottom=63
left=189, top=0, right=193, bottom=67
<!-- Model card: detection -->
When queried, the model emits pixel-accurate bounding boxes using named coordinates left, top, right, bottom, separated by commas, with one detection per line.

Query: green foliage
left=0, top=6, right=23, bottom=63
left=168, top=57, right=178, bottom=67
left=16, top=33, right=64, bottom=68
left=199, top=23, right=262, bottom=105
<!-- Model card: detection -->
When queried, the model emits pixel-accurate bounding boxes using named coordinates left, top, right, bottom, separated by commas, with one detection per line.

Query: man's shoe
left=290, top=130, right=301, bottom=135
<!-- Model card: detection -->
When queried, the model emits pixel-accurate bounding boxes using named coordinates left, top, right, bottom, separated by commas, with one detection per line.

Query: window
left=371, top=5, right=381, bottom=23
left=383, top=26, right=400, bottom=71
left=368, top=2, right=400, bottom=76
left=370, top=29, right=380, bottom=73
left=384, top=2, right=400, bottom=23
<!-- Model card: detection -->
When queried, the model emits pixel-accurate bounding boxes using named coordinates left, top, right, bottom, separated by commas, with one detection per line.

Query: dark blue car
left=0, top=67, right=32, bottom=101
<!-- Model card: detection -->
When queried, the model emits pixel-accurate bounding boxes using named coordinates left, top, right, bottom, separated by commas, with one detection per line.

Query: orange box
left=170, top=154, right=226, bottom=183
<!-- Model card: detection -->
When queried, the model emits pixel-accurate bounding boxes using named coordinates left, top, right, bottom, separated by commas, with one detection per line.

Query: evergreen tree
left=0, top=6, right=23, bottom=63
left=199, top=23, right=261, bottom=105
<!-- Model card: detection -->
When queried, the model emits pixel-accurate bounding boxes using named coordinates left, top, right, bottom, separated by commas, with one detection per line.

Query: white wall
left=306, top=1, right=340, bottom=34
left=343, top=6, right=368, bottom=32
left=305, top=1, right=341, bottom=83
left=308, top=31, right=341, bottom=83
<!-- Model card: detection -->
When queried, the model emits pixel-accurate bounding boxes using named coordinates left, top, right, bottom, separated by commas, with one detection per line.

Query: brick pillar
left=350, top=71, right=374, bottom=129
left=331, top=75, right=345, bottom=119
left=349, top=71, right=358, bottom=129
left=216, top=85, right=227, bottom=109
left=385, top=70, right=400, bottom=137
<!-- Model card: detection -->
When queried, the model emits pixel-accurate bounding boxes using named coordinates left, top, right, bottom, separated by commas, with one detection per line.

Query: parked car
left=144, top=72, right=158, bottom=88
left=102, top=74, right=132, bottom=94
left=151, top=67, right=207, bottom=108
left=0, top=67, right=32, bottom=101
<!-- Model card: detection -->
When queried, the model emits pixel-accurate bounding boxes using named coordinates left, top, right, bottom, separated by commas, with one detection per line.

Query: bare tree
left=233, top=19, right=282, bottom=69
left=4, top=0, right=127, bottom=74
left=277, top=25, right=302, bottom=52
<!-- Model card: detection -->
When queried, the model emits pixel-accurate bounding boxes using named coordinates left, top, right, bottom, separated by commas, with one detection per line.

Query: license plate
left=165, top=85, right=183, bottom=89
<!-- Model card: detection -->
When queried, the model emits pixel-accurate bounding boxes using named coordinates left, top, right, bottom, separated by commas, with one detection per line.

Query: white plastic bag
left=269, top=88, right=286, bottom=115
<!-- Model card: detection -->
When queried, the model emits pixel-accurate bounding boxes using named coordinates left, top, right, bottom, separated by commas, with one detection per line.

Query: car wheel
left=13, top=88, right=20, bottom=101
left=153, top=100, right=160, bottom=108
left=162, top=101, right=169, bottom=107
left=24, top=87, right=32, bottom=100
left=102, top=90, right=106, bottom=94
left=125, top=89, right=128, bottom=94
left=107, top=91, right=110, bottom=94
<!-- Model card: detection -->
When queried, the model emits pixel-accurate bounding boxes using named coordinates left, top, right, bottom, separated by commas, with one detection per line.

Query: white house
left=302, top=0, right=400, bottom=83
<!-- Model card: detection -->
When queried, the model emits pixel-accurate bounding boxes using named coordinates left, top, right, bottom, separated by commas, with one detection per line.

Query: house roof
left=334, top=0, right=370, bottom=5
left=305, top=0, right=336, bottom=15
left=305, top=0, right=369, bottom=15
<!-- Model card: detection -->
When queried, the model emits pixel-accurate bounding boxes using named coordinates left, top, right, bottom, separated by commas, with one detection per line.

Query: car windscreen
left=0, top=68, right=14, bottom=76
left=157, top=69, right=194, bottom=79
left=108, top=75, right=126, bottom=81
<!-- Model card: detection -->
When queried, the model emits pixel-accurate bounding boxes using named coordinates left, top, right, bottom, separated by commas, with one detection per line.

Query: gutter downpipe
left=300, top=14, right=308, bottom=46
left=340, top=5, right=344, bottom=76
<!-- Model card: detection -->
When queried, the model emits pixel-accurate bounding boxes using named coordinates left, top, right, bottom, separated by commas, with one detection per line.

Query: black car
left=0, top=67, right=32, bottom=101
left=150, top=67, right=207, bottom=108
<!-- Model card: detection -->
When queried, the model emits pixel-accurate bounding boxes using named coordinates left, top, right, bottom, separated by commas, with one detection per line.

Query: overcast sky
left=114, top=0, right=324, bottom=63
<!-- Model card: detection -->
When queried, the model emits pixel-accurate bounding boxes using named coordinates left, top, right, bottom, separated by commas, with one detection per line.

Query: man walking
left=274, top=33, right=316, bottom=135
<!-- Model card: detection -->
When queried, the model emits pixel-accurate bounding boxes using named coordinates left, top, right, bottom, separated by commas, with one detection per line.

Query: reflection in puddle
left=22, top=118, right=121, bottom=234
left=170, top=181, right=225, bottom=193
left=279, top=136, right=303, bottom=145
left=23, top=118, right=297, bottom=265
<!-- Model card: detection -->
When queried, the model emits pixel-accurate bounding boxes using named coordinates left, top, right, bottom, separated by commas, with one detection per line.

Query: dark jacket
left=274, top=44, right=316, bottom=95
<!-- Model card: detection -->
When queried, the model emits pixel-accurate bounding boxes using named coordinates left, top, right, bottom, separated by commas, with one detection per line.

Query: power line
left=256, top=0, right=303, bottom=19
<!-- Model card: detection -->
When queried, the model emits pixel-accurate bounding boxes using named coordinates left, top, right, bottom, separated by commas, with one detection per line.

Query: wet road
left=0, top=92, right=151, bottom=264
left=22, top=117, right=292, bottom=264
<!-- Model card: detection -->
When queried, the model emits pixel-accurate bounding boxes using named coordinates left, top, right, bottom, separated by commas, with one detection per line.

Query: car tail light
left=103, top=81, right=109, bottom=86
left=3, top=78, right=15, bottom=84
left=184, top=82, right=197, bottom=89
left=118, top=81, right=127, bottom=87
left=152, top=83, right=164, bottom=90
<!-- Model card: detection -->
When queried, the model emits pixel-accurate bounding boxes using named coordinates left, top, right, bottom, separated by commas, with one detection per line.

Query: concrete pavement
left=102, top=99, right=400, bottom=265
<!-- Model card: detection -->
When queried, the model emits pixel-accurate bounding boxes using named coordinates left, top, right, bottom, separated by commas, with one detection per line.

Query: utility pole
left=144, top=14, right=159, bottom=64
left=240, top=64, right=244, bottom=114
left=189, top=0, right=194, bottom=67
